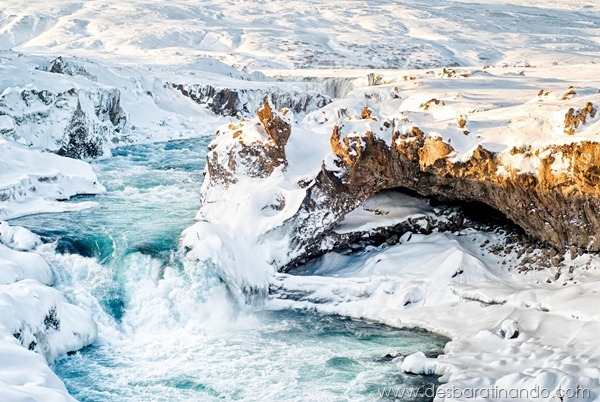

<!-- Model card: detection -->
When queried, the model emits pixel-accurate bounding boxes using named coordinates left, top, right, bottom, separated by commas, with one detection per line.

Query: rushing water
left=10, top=138, right=447, bottom=402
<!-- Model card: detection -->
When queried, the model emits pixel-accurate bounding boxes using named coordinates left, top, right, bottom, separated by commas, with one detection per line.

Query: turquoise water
left=10, top=138, right=447, bottom=401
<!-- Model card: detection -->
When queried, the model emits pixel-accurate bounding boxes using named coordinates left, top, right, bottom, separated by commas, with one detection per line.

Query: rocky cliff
left=171, top=82, right=330, bottom=117
left=282, top=110, right=600, bottom=267
left=202, top=80, right=600, bottom=271
left=0, top=81, right=126, bottom=159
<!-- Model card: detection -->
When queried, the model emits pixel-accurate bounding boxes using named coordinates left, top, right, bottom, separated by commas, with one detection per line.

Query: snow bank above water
left=0, top=137, right=105, bottom=220
left=0, top=222, right=97, bottom=402
left=269, top=229, right=600, bottom=400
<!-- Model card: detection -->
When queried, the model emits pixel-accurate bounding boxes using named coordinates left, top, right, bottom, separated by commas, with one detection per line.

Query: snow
left=182, top=44, right=600, bottom=402
left=0, top=136, right=105, bottom=220
left=335, top=191, right=434, bottom=234
left=0, top=222, right=97, bottom=402
left=268, top=230, right=600, bottom=400
left=0, top=0, right=598, bottom=70
left=0, top=244, right=52, bottom=286
left=0, top=221, right=42, bottom=251
left=0, top=0, right=598, bottom=400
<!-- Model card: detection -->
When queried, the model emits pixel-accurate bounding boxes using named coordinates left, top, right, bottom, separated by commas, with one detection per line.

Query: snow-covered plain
left=0, top=0, right=598, bottom=69
left=1, top=0, right=600, bottom=401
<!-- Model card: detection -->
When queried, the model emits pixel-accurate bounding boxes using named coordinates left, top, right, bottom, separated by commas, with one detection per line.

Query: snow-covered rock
left=0, top=222, right=97, bottom=401
left=0, top=221, right=42, bottom=251
left=500, top=319, right=520, bottom=339
left=0, top=1, right=598, bottom=400
left=399, top=352, right=443, bottom=376
left=185, top=62, right=600, bottom=400
left=0, top=57, right=126, bottom=158
left=171, top=82, right=330, bottom=117
left=0, top=341, right=76, bottom=402
left=2, top=279, right=97, bottom=362
left=0, top=244, right=52, bottom=286
left=0, top=136, right=105, bottom=220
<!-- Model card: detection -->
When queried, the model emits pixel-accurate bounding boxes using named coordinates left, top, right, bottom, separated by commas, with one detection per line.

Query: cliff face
left=0, top=84, right=126, bottom=159
left=190, top=65, right=600, bottom=283
left=171, top=82, right=330, bottom=117
left=204, top=102, right=600, bottom=270
left=204, top=98, right=292, bottom=187
left=284, top=113, right=600, bottom=265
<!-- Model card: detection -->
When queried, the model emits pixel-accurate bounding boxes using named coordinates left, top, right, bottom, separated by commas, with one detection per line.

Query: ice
left=0, top=0, right=598, bottom=400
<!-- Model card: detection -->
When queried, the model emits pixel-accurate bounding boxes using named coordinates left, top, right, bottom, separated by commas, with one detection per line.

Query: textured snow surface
left=0, top=0, right=598, bottom=69
left=335, top=191, right=434, bottom=234
left=0, top=0, right=599, bottom=401
left=0, top=136, right=105, bottom=220
left=0, top=222, right=96, bottom=402
left=269, top=231, right=600, bottom=400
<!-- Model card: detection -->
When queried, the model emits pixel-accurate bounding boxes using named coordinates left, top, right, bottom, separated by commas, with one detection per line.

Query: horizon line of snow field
left=0, top=0, right=598, bottom=71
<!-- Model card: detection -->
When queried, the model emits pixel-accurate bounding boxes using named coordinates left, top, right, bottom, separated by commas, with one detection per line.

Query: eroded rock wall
left=171, top=82, right=330, bottom=117
left=282, top=116, right=600, bottom=266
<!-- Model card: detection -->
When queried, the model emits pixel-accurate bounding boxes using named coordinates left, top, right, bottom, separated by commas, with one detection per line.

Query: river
left=10, top=138, right=447, bottom=401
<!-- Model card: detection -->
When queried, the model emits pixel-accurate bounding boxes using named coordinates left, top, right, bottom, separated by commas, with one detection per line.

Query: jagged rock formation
left=57, top=101, right=103, bottom=159
left=564, top=102, right=597, bottom=135
left=286, top=200, right=476, bottom=269
left=171, top=83, right=330, bottom=117
left=205, top=98, right=292, bottom=186
left=0, top=85, right=126, bottom=158
left=282, top=118, right=600, bottom=265
left=204, top=104, right=600, bottom=269
left=42, top=56, right=97, bottom=81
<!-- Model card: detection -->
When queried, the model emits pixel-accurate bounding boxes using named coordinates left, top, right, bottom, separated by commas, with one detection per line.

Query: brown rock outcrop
left=204, top=105, right=600, bottom=269
left=564, top=102, right=597, bottom=135
left=205, top=98, right=292, bottom=187
left=279, top=116, right=600, bottom=267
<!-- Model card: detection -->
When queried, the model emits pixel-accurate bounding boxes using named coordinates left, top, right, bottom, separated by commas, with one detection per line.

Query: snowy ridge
left=0, top=0, right=598, bottom=69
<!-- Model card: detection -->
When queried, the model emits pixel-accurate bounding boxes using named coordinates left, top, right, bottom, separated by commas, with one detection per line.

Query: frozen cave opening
left=286, top=186, right=534, bottom=272
left=331, top=186, right=528, bottom=257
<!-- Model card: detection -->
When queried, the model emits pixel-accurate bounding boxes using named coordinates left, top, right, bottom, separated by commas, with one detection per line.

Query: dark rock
left=45, top=56, right=97, bottom=81
left=44, top=307, right=60, bottom=331
left=57, top=101, right=104, bottom=159
left=171, top=83, right=330, bottom=117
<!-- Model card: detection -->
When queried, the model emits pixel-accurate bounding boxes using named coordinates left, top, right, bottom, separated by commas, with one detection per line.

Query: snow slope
left=0, top=0, right=598, bottom=69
